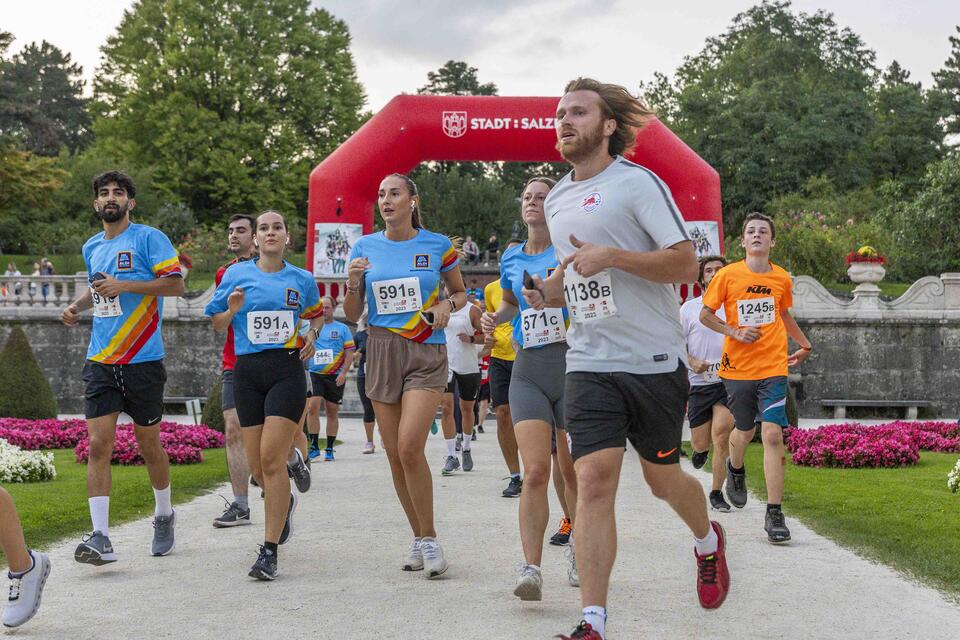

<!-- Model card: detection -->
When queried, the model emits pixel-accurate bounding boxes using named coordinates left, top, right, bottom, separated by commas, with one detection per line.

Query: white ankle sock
left=153, top=485, right=173, bottom=517
left=694, top=524, right=719, bottom=555
left=445, top=439, right=457, bottom=456
left=89, top=496, right=110, bottom=537
left=462, top=435, right=472, bottom=451
left=582, top=606, right=606, bottom=638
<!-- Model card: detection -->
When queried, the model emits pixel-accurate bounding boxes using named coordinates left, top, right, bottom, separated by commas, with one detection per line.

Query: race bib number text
left=247, top=310, right=295, bottom=345
left=564, top=270, right=617, bottom=323
left=521, top=307, right=566, bottom=348
left=703, top=362, right=721, bottom=384
left=736, top=297, right=775, bottom=327
left=90, top=287, right=122, bottom=318
left=313, top=349, right=335, bottom=365
left=373, top=277, right=422, bottom=315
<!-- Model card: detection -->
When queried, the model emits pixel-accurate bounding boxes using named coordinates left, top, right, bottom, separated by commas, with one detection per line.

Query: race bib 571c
left=521, top=307, right=566, bottom=348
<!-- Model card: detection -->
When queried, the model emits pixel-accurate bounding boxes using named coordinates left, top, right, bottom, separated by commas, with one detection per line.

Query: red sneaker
left=555, top=621, right=603, bottom=639
left=695, top=520, right=730, bottom=609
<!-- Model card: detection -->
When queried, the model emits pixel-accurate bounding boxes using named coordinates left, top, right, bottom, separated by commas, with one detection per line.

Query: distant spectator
left=39, top=258, right=55, bottom=299
left=485, top=234, right=500, bottom=265
left=29, top=262, right=40, bottom=298
left=463, top=235, right=480, bottom=265
left=3, top=262, right=22, bottom=297
left=467, top=288, right=479, bottom=307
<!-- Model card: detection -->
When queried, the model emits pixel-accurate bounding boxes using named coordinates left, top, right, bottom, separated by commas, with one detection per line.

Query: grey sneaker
left=764, top=507, right=791, bottom=544
left=279, top=492, right=298, bottom=545
left=725, top=458, right=748, bottom=508
left=420, top=537, right=448, bottom=579
left=2, top=550, right=51, bottom=628
left=513, top=564, right=543, bottom=601
left=213, top=498, right=251, bottom=528
left=566, top=545, right=579, bottom=587
left=402, top=538, right=424, bottom=571
left=462, top=449, right=474, bottom=472
left=74, top=531, right=117, bottom=565
left=151, top=510, right=176, bottom=556
left=287, top=448, right=311, bottom=493
left=441, top=455, right=460, bottom=476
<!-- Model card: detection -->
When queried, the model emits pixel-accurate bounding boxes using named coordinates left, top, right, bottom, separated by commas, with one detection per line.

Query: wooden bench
left=820, top=399, right=933, bottom=420
left=164, top=396, right=205, bottom=423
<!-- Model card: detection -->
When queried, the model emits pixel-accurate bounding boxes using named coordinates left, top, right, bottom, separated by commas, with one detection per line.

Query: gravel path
left=20, top=418, right=960, bottom=639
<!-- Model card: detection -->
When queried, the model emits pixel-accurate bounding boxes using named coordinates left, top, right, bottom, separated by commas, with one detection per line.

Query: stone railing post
left=942, top=273, right=960, bottom=309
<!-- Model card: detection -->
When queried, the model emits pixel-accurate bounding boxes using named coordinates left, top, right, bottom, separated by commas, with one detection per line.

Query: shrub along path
left=21, top=419, right=960, bottom=638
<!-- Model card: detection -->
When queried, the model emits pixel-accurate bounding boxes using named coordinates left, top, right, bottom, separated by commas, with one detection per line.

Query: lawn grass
left=741, top=446, right=960, bottom=597
left=3, top=448, right=229, bottom=558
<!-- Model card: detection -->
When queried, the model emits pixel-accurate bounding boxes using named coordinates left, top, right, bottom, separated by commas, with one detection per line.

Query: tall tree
left=92, top=0, right=366, bottom=224
left=933, top=25, right=960, bottom=138
left=647, top=1, right=877, bottom=227
left=868, top=61, right=944, bottom=186
left=0, top=39, right=91, bottom=155
left=418, top=60, right=497, bottom=96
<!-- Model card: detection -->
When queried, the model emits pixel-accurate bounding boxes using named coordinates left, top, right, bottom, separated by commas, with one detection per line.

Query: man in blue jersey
left=305, top=296, right=356, bottom=461
left=61, top=171, right=185, bottom=566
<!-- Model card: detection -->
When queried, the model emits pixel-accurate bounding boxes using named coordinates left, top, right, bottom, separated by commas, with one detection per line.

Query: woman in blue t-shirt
left=480, top=178, right=579, bottom=601
left=343, top=173, right=467, bottom=579
left=205, top=210, right=323, bottom=581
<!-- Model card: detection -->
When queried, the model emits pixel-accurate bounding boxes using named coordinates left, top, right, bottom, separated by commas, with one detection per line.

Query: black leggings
left=356, top=375, right=376, bottom=423
left=234, top=349, right=306, bottom=427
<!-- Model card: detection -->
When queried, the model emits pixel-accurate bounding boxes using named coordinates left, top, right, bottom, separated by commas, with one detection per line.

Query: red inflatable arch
left=307, top=95, right=722, bottom=298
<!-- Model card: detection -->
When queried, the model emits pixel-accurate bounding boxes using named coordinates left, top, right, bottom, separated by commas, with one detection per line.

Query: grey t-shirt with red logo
left=545, top=155, right=691, bottom=375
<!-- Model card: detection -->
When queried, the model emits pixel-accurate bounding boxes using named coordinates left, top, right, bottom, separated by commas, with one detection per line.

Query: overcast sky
left=4, top=0, right=958, bottom=111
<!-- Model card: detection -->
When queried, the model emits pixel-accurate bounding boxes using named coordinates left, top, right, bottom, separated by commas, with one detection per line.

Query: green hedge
left=0, top=327, right=57, bottom=418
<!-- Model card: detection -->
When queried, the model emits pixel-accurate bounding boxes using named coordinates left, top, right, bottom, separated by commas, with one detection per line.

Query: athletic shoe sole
left=212, top=517, right=251, bottom=528
left=248, top=566, right=279, bottom=581
left=426, top=564, right=448, bottom=579
left=513, top=578, right=542, bottom=601
left=711, top=503, right=732, bottom=513
left=402, top=561, right=424, bottom=571
left=767, top=532, right=792, bottom=545
left=74, top=545, right=117, bottom=566
left=2, top=553, right=51, bottom=628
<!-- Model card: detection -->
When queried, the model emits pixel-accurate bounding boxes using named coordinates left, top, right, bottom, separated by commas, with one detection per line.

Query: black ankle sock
left=308, top=434, right=319, bottom=448
left=729, top=461, right=745, bottom=474
left=264, top=541, right=278, bottom=556
left=766, top=503, right=781, bottom=513
left=325, top=436, right=336, bottom=450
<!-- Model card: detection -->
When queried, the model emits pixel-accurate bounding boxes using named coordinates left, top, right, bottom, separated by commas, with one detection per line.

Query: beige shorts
left=365, top=326, right=448, bottom=404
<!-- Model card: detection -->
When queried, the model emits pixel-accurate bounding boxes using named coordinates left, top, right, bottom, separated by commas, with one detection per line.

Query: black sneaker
left=764, top=507, right=791, bottom=544
left=724, top=458, right=748, bottom=508
left=279, top=492, right=298, bottom=545
left=213, top=498, right=251, bottom=528
left=287, top=448, right=311, bottom=493
left=471, top=432, right=477, bottom=441
left=691, top=449, right=709, bottom=470
left=476, top=425, right=485, bottom=434
left=248, top=546, right=278, bottom=580
left=549, top=517, right=572, bottom=546
left=709, top=491, right=731, bottom=513
left=501, top=476, right=522, bottom=498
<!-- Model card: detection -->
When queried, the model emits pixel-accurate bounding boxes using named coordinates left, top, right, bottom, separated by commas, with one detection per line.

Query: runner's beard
left=97, top=203, right=128, bottom=223
left=557, top=120, right=606, bottom=163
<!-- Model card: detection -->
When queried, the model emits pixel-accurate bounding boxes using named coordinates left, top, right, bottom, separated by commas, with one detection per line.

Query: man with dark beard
left=61, top=171, right=185, bottom=566
left=524, top=79, right=729, bottom=639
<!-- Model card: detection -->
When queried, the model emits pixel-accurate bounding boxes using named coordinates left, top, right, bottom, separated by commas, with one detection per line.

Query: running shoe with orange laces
left=555, top=621, right=602, bottom=639
left=550, top=517, right=572, bottom=546
left=695, top=520, right=730, bottom=609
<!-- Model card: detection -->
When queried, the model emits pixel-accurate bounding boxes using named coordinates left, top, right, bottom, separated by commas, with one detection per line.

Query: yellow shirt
left=484, top=280, right=516, bottom=362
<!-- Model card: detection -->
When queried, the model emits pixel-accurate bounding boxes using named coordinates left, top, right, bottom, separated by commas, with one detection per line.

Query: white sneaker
left=362, top=441, right=375, bottom=454
left=420, top=537, right=448, bottom=579
left=566, top=545, right=579, bottom=587
left=402, top=538, right=423, bottom=572
left=3, top=550, right=51, bottom=628
left=513, top=564, right=543, bottom=601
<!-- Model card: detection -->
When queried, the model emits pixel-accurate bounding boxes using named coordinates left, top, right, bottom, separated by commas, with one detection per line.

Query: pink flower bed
left=0, top=418, right=223, bottom=466
left=786, top=421, right=960, bottom=468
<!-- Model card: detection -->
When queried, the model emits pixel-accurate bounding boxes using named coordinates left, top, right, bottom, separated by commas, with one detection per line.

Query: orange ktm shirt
left=701, top=260, right=793, bottom=380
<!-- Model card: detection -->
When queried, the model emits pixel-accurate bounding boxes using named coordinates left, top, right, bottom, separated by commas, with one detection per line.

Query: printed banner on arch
left=684, top=221, right=721, bottom=259
left=313, top=223, right=362, bottom=278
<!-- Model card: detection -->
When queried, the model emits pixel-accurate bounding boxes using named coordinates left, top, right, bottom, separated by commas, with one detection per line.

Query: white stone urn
left=847, top=262, right=886, bottom=285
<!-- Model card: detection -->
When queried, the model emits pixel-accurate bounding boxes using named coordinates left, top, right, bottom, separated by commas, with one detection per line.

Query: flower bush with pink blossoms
left=0, top=417, right=223, bottom=465
left=786, top=421, right=960, bottom=469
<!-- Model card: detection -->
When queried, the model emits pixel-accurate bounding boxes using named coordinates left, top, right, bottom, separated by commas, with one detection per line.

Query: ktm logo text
left=745, top=285, right=772, bottom=294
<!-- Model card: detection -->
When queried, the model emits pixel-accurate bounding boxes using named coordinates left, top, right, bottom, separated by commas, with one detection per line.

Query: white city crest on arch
left=442, top=111, right=468, bottom=138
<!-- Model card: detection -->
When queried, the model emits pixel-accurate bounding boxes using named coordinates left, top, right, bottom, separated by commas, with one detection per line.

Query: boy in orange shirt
left=700, top=213, right=813, bottom=544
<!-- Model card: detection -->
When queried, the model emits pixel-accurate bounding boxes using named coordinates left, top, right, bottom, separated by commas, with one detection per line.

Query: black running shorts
left=446, top=371, right=481, bottom=402
left=83, top=359, right=166, bottom=426
left=564, top=362, right=689, bottom=465
left=310, top=372, right=345, bottom=404
left=221, top=369, right=236, bottom=411
left=489, top=357, right=513, bottom=408
left=234, top=349, right=306, bottom=427
left=686, top=382, right=729, bottom=428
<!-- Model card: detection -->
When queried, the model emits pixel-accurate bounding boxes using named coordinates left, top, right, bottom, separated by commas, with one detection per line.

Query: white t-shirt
left=546, top=156, right=691, bottom=375
left=444, top=304, right=480, bottom=375
left=680, top=296, right=725, bottom=386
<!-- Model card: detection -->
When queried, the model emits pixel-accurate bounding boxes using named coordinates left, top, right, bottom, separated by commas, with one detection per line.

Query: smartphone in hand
left=91, top=272, right=107, bottom=282
left=522, top=269, right=535, bottom=290
left=420, top=310, right=435, bottom=325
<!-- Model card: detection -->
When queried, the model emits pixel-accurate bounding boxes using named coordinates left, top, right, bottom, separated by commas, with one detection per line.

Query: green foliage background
left=0, top=326, right=57, bottom=419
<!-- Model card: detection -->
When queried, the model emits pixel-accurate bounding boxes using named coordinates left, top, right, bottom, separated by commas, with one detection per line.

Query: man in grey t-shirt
left=525, top=78, right=730, bottom=640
